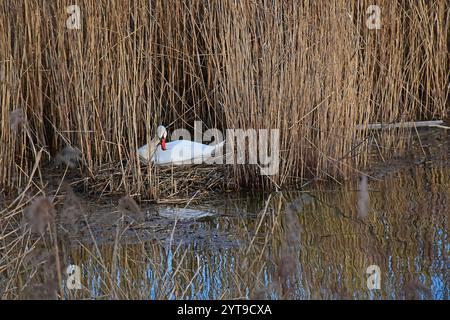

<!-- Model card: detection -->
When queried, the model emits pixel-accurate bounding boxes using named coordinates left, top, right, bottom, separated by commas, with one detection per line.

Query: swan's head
left=156, top=125, right=167, bottom=150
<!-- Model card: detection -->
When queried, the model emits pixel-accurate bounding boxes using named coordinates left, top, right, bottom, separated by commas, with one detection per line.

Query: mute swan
left=138, top=125, right=167, bottom=161
left=138, top=125, right=225, bottom=165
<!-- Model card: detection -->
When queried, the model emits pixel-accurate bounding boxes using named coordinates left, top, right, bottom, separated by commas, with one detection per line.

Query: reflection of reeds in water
left=404, top=278, right=432, bottom=300
left=277, top=197, right=303, bottom=298
left=1, top=166, right=448, bottom=299
left=357, top=175, right=370, bottom=220
left=18, top=196, right=67, bottom=300
left=21, top=247, right=60, bottom=300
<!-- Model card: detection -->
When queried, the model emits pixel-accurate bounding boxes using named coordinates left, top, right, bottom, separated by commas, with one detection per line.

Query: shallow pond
left=61, top=165, right=448, bottom=300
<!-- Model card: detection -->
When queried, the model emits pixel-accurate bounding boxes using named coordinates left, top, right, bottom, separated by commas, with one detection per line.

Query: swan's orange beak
left=161, top=137, right=166, bottom=151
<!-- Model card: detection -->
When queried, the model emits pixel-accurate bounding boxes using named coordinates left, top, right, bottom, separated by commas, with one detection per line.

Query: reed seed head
left=9, top=108, right=25, bottom=132
left=54, top=146, right=81, bottom=168
left=24, top=196, right=55, bottom=235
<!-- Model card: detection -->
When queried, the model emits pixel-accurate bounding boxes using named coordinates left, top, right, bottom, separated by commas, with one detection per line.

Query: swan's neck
left=146, top=136, right=160, bottom=159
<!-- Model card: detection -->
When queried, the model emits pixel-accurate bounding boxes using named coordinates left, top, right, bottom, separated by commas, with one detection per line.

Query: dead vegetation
left=0, top=0, right=448, bottom=198
left=0, top=0, right=448, bottom=300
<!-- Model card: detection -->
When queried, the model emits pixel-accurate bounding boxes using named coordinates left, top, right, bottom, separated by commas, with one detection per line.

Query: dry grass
left=0, top=0, right=448, bottom=198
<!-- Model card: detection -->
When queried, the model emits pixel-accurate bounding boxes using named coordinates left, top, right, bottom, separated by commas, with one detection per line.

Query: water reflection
left=65, top=165, right=448, bottom=299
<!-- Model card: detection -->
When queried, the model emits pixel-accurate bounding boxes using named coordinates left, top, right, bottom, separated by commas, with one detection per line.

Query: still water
left=66, top=165, right=449, bottom=300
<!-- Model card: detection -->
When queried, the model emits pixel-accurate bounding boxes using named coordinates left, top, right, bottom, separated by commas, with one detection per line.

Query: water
left=67, top=165, right=449, bottom=300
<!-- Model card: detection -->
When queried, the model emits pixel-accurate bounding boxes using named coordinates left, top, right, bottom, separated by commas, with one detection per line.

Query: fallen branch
left=356, top=120, right=448, bottom=130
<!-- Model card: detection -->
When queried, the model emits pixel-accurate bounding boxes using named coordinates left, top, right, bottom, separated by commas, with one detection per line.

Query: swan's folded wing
left=137, top=145, right=149, bottom=162
left=151, top=140, right=227, bottom=165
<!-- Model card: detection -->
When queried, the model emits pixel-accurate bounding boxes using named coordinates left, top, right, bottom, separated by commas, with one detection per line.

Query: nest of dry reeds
left=70, top=162, right=230, bottom=203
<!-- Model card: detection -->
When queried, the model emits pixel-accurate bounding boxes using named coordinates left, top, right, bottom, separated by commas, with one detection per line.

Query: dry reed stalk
left=0, top=0, right=448, bottom=197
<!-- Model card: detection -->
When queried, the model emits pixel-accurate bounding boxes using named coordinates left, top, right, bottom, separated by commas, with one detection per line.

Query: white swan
left=138, top=125, right=225, bottom=165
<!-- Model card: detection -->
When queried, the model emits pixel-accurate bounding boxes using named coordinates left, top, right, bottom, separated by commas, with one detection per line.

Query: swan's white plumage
left=138, top=140, right=225, bottom=165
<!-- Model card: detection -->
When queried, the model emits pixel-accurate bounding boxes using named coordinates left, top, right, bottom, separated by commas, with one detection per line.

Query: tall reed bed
left=1, top=0, right=448, bottom=197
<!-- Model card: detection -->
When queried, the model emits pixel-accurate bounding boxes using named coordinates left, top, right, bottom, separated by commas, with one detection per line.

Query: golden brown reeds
left=0, top=0, right=448, bottom=199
